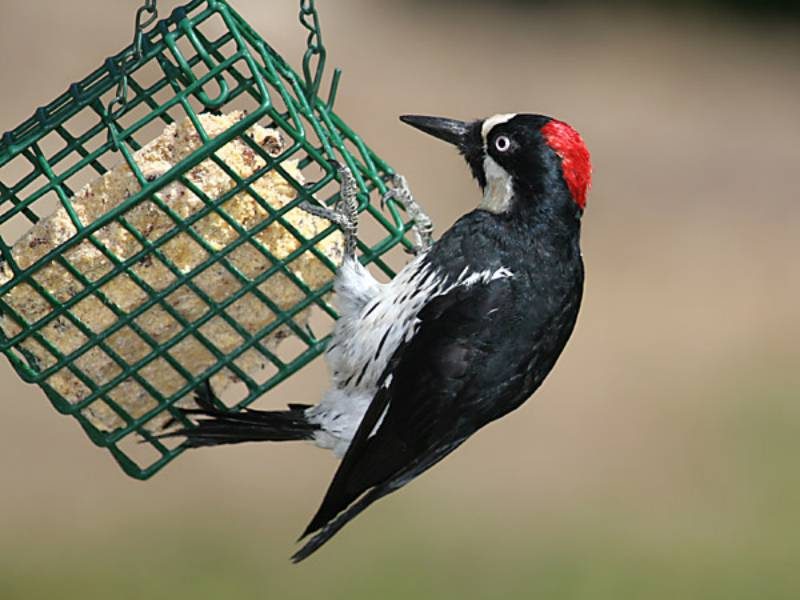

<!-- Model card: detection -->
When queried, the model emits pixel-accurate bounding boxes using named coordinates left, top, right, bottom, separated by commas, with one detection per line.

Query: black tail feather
left=165, top=405, right=319, bottom=447
left=160, top=380, right=319, bottom=447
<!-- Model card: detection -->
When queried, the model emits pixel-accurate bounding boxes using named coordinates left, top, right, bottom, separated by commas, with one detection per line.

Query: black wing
left=293, top=276, right=531, bottom=562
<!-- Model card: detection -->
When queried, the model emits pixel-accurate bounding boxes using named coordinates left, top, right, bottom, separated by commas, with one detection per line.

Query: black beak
left=399, top=115, right=471, bottom=149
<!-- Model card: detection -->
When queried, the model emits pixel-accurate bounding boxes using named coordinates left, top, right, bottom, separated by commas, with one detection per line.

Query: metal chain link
left=299, top=1, right=341, bottom=108
left=106, top=1, right=335, bottom=144
left=106, top=0, right=159, bottom=146
left=299, top=0, right=327, bottom=103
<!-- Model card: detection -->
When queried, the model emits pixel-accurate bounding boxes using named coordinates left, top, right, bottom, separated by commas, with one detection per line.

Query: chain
left=107, top=0, right=334, bottom=144
left=106, top=0, right=159, bottom=145
left=299, top=0, right=327, bottom=103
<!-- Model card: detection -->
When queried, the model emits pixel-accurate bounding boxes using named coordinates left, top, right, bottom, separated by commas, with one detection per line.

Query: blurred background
left=0, top=0, right=798, bottom=598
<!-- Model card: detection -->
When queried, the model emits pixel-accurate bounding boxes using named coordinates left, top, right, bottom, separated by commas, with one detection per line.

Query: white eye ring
left=495, top=135, right=511, bottom=152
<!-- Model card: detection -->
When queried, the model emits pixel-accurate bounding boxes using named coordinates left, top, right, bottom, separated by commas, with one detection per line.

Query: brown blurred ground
left=0, top=1, right=799, bottom=598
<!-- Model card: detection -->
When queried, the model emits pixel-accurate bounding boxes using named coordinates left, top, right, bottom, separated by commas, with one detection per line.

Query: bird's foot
left=300, top=161, right=359, bottom=260
left=382, top=174, right=433, bottom=255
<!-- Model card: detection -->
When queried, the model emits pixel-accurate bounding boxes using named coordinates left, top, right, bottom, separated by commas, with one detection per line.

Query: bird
left=167, top=112, right=592, bottom=562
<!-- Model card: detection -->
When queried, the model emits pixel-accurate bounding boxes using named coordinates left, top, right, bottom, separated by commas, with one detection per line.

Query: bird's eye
left=495, top=135, right=511, bottom=152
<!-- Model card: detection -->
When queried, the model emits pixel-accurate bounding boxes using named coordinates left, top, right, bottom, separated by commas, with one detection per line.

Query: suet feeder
left=0, top=0, right=414, bottom=479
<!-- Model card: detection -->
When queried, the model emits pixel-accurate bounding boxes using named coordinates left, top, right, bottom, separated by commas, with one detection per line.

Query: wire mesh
left=0, top=0, right=414, bottom=479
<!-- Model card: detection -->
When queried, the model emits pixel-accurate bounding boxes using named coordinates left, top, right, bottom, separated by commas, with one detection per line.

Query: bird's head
left=400, top=113, right=591, bottom=218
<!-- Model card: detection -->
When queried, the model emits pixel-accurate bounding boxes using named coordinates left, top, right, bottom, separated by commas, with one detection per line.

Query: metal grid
left=0, top=0, right=414, bottom=479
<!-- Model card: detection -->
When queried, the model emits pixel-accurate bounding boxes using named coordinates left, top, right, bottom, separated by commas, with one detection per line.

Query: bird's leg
left=300, top=161, right=359, bottom=260
left=382, top=174, right=433, bottom=255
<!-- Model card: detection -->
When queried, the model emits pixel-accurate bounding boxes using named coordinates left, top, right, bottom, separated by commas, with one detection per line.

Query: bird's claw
left=380, top=174, right=404, bottom=212
left=381, top=173, right=433, bottom=255
left=299, top=161, right=360, bottom=259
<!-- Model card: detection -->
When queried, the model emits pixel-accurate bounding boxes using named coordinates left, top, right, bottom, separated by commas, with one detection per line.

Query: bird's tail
left=175, top=405, right=319, bottom=447
left=162, top=382, right=319, bottom=447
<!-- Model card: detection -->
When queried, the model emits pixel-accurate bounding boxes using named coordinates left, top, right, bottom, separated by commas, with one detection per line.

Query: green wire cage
left=0, top=0, right=415, bottom=479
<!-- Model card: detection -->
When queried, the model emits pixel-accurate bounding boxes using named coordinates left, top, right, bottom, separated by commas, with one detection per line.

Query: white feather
left=481, top=113, right=517, bottom=140
left=481, top=155, right=514, bottom=214
left=307, top=254, right=513, bottom=457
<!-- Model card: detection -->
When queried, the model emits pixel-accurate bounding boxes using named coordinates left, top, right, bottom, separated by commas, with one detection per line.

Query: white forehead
left=481, top=113, right=517, bottom=140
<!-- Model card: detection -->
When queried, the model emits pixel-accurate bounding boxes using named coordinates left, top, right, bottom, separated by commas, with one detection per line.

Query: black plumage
left=294, top=180, right=584, bottom=561
left=171, top=381, right=319, bottom=447
left=178, top=405, right=318, bottom=447
left=169, top=112, right=591, bottom=563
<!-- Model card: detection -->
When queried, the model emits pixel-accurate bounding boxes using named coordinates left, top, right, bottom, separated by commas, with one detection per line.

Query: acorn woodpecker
left=171, top=112, right=592, bottom=562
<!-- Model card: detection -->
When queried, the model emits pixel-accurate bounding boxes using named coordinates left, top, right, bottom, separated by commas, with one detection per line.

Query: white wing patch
left=307, top=254, right=513, bottom=456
